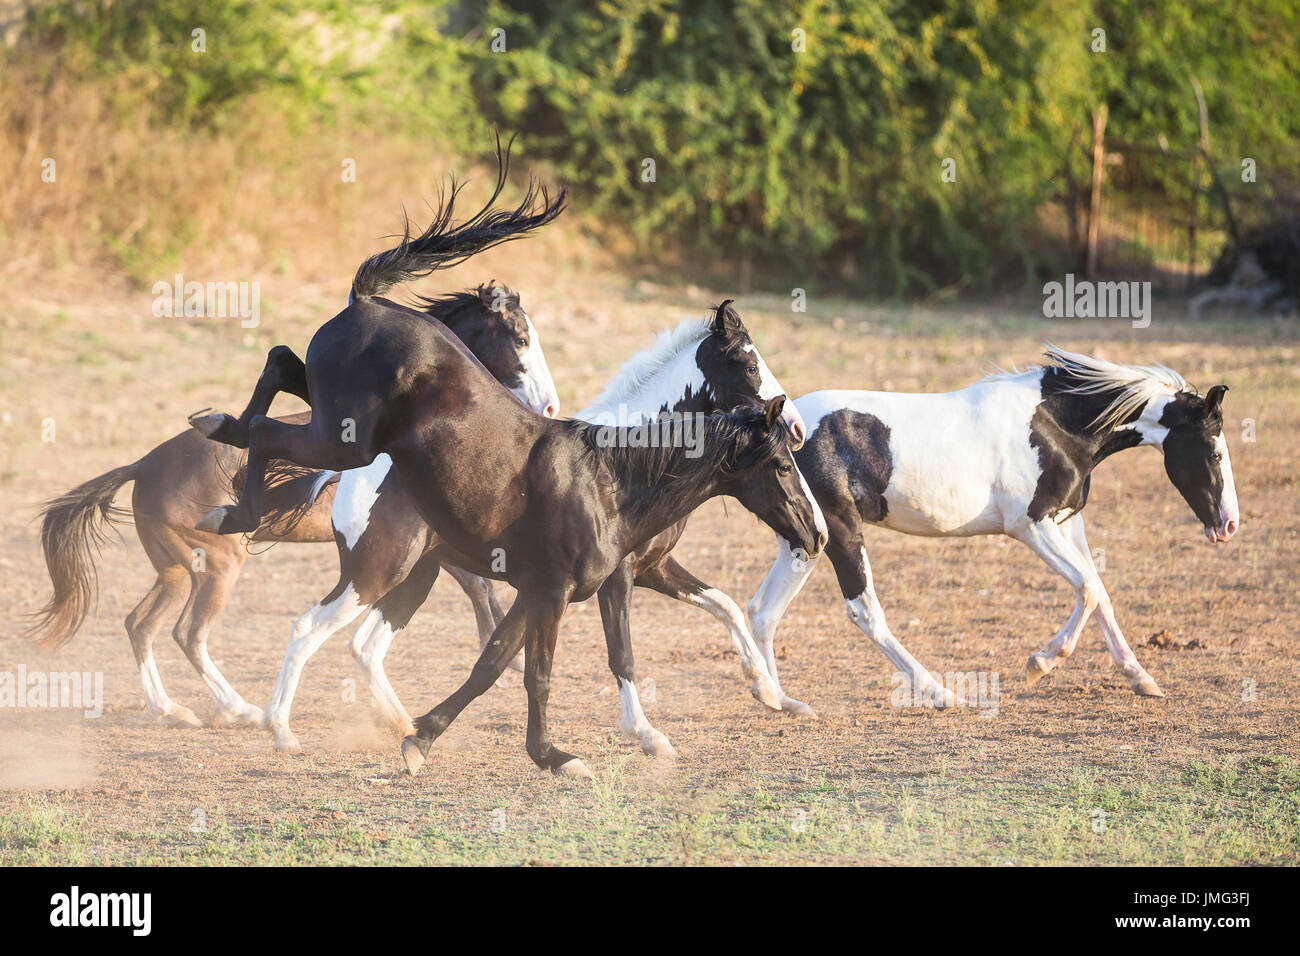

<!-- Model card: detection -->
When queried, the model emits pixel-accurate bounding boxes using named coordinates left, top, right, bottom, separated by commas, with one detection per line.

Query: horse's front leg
left=1017, top=517, right=1163, bottom=697
left=599, top=557, right=675, bottom=757
left=189, top=345, right=308, bottom=448
left=400, top=597, right=528, bottom=776
left=1025, top=514, right=1163, bottom=697
left=635, top=555, right=781, bottom=710
left=521, top=588, right=589, bottom=777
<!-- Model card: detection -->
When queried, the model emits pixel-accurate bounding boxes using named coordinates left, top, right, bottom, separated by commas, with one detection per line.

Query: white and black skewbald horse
left=747, top=347, right=1240, bottom=709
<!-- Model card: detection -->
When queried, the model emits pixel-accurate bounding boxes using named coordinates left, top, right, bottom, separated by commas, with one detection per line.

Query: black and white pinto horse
left=746, top=347, right=1240, bottom=709
left=192, top=165, right=826, bottom=776
left=259, top=301, right=821, bottom=753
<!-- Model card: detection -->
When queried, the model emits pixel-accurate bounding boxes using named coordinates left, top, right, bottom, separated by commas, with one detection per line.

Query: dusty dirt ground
left=1, top=268, right=1296, bottom=864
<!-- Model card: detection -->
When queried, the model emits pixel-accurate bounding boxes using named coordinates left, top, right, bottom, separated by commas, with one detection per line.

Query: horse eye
left=515, top=337, right=528, bottom=349
left=746, top=365, right=759, bottom=376
left=1211, top=452, right=1222, bottom=463
left=778, top=463, right=793, bottom=476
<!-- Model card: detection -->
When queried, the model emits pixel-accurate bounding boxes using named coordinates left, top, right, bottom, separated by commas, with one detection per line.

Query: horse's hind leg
left=189, top=345, right=308, bottom=448
left=264, top=582, right=372, bottom=752
left=125, top=566, right=201, bottom=727
left=636, top=555, right=781, bottom=711
left=196, top=415, right=369, bottom=535
left=172, top=550, right=262, bottom=726
left=599, top=556, right=674, bottom=757
left=349, top=551, right=444, bottom=736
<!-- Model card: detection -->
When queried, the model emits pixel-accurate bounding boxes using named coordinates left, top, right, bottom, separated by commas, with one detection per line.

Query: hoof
left=922, top=684, right=961, bottom=710
left=188, top=410, right=243, bottom=447
left=750, top=675, right=784, bottom=711
left=1130, top=672, right=1166, bottom=698
left=400, top=736, right=427, bottom=777
left=213, top=705, right=264, bottom=728
left=641, top=730, right=677, bottom=758
left=1026, top=653, right=1054, bottom=687
left=555, top=758, right=593, bottom=780
left=271, top=727, right=302, bottom=752
left=195, top=506, right=254, bottom=535
left=780, top=695, right=818, bottom=719
left=160, top=705, right=204, bottom=729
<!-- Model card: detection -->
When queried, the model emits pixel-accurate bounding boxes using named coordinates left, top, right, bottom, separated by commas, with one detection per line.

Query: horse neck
left=1034, top=371, right=1149, bottom=470
left=577, top=330, right=708, bottom=423
left=593, top=427, right=725, bottom=546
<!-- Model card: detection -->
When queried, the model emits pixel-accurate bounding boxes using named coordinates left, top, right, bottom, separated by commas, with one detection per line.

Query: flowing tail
left=350, top=132, right=567, bottom=301
left=27, top=462, right=138, bottom=650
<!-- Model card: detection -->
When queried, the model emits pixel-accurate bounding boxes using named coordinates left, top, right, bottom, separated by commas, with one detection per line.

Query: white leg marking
left=263, top=584, right=368, bottom=750
left=682, top=586, right=780, bottom=708
left=746, top=536, right=819, bottom=715
left=616, top=678, right=675, bottom=756
left=351, top=612, right=414, bottom=734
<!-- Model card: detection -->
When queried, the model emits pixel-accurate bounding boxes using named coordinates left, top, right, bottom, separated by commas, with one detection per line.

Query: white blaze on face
left=794, top=458, right=828, bottom=546
left=744, top=344, right=806, bottom=446
left=512, top=315, right=561, bottom=418
left=1212, top=431, right=1240, bottom=541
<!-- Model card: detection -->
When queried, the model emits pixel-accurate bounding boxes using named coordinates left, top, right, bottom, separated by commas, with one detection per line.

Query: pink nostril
left=544, top=403, right=559, bottom=419
left=1225, top=519, right=1238, bottom=538
left=816, top=531, right=828, bottom=552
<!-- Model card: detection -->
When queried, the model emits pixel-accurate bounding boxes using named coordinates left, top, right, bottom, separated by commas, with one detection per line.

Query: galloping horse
left=746, top=347, right=1239, bottom=710
left=254, top=300, right=815, bottom=754
left=191, top=167, right=827, bottom=775
left=27, top=281, right=559, bottom=728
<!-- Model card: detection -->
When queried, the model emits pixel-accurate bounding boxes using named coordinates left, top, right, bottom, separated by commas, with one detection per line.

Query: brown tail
left=27, top=462, right=137, bottom=650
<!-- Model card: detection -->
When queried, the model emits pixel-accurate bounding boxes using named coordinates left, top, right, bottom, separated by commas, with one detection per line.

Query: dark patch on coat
left=1027, top=367, right=1144, bottom=522
left=796, top=409, right=893, bottom=523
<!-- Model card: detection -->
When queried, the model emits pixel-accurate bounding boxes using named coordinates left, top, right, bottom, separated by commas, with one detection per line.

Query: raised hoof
left=160, top=705, right=204, bottom=729
left=195, top=506, right=255, bottom=536
left=400, top=736, right=427, bottom=776
left=1130, top=673, right=1166, bottom=698
left=1026, top=653, right=1054, bottom=687
left=188, top=410, right=244, bottom=447
left=750, top=675, right=784, bottom=711
left=780, top=695, right=818, bottom=719
left=213, top=705, right=264, bottom=728
left=555, top=758, right=593, bottom=780
left=640, top=731, right=677, bottom=758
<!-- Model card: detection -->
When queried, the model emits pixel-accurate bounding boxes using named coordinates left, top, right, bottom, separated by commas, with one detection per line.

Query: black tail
left=237, top=459, right=339, bottom=541
left=350, top=132, right=567, bottom=300
left=27, top=462, right=137, bottom=650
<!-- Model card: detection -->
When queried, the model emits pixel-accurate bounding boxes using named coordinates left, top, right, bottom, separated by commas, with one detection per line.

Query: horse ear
left=1204, top=384, right=1228, bottom=417
left=711, top=299, right=736, bottom=334
left=764, top=395, right=787, bottom=432
left=477, top=282, right=499, bottom=310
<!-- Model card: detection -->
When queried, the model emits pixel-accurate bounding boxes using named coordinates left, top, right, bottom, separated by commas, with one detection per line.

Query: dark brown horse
left=27, top=282, right=558, bottom=727
left=255, top=301, right=820, bottom=754
left=194, top=181, right=827, bottom=776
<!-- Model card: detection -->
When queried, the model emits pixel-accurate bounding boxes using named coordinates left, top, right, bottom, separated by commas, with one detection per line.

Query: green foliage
left=10, top=0, right=1299, bottom=294
left=463, top=0, right=1298, bottom=293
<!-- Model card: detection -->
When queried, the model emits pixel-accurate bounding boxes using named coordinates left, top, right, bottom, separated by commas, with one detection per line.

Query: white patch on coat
left=332, top=455, right=391, bottom=550
left=745, top=343, right=806, bottom=440
left=579, top=317, right=711, bottom=423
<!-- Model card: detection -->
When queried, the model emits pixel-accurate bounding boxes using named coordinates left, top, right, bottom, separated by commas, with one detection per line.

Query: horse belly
left=878, top=460, right=1004, bottom=536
